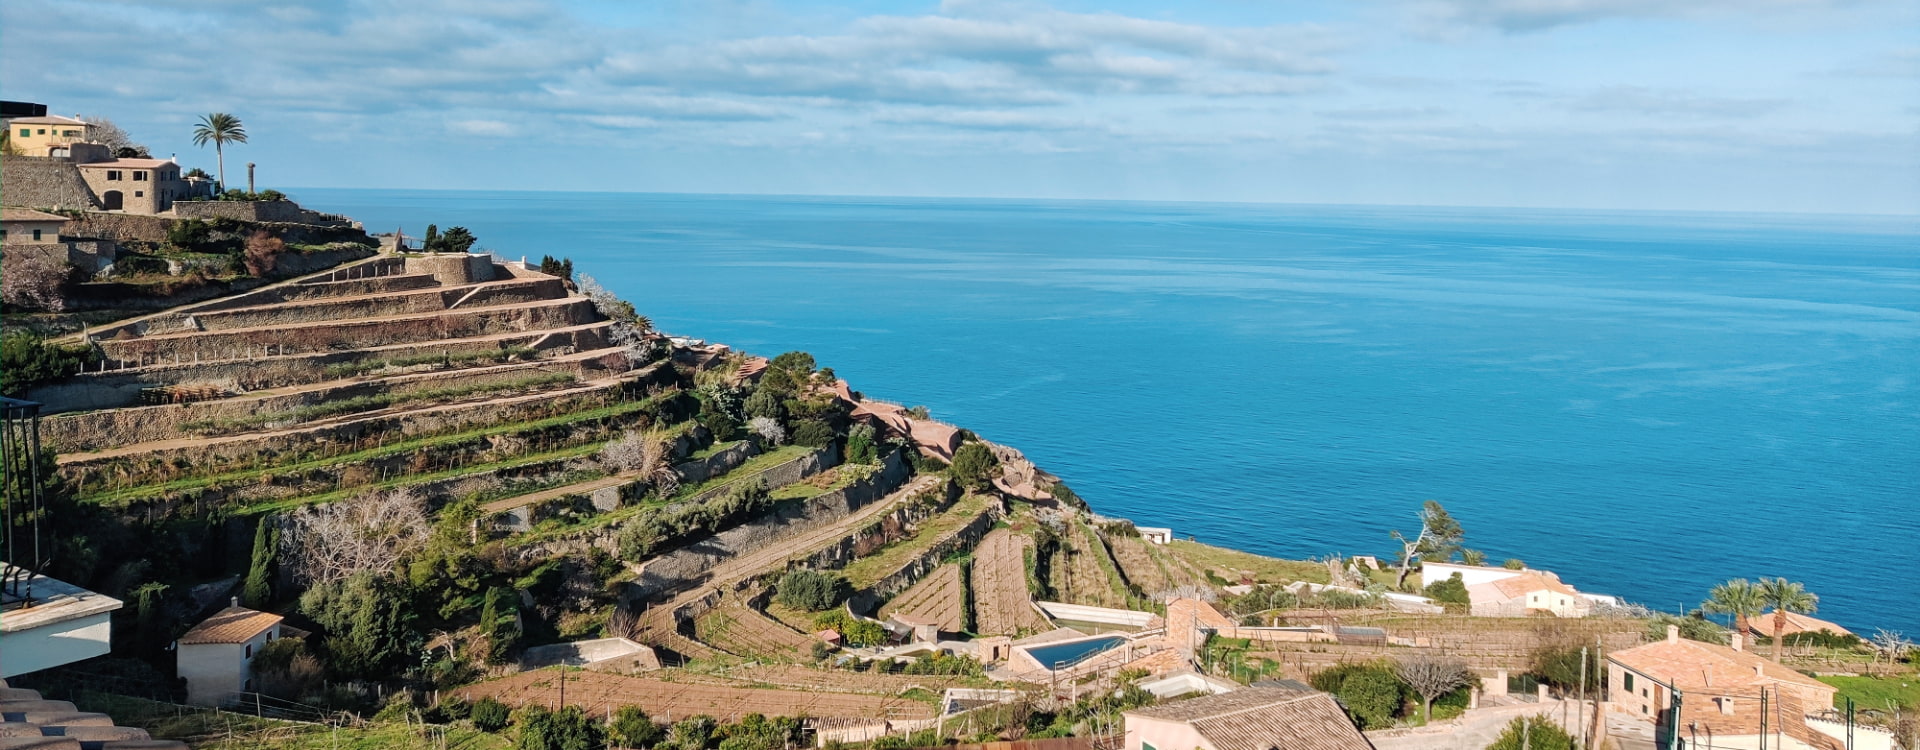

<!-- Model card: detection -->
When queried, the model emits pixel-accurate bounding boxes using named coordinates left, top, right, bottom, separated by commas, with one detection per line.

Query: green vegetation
left=1, top=331, right=95, bottom=397
left=182, top=372, right=576, bottom=434
left=191, top=111, right=247, bottom=189
left=1311, top=662, right=1407, bottom=729
left=243, top=517, right=278, bottom=607
left=324, top=346, right=537, bottom=379
left=1164, top=540, right=1330, bottom=584
left=813, top=610, right=887, bottom=646
left=840, top=490, right=981, bottom=589
left=1818, top=675, right=1920, bottom=712
left=774, top=569, right=849, bottom=612
left=1484, top=716, right=1575, bottom=750
left=1423, top=571, right=1470, bottom=611
left=948, top=442, right=999, bottom=491
left=1756, top=577, right=1820, bottom=660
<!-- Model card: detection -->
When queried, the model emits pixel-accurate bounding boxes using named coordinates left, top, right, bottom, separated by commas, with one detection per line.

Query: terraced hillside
left=33, top=254, right=665, bottom=522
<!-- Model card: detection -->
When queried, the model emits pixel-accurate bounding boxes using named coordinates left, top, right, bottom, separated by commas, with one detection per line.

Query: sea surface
left=297, top=189, right=1920, bottom=635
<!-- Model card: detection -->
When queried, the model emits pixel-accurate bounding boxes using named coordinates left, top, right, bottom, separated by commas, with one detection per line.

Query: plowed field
left=461, top=669, right=937, bottom=721
left=879, top=563, right=967, bottom=632
left=970, top=529, right=1049, bottom=635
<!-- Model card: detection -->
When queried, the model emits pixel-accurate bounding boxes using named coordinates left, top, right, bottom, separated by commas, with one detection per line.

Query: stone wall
left=94, top=297, right=597, bottom=363
left=624, top=450, right=909, bottom=603
left=0, top=156, right=99, bottom=209
left=672, top=441, right=760, bottom=484
left=38, top=356, right=605, bottom=452
left=845, top=491, right=992, bottom=614
left=410, top=253, right=497, bottom=285
left=172, top=200, right=356, bottom=226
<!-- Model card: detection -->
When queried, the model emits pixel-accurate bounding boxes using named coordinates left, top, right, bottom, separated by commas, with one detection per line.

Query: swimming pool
left=1020, top=635, right=1126, bottom=670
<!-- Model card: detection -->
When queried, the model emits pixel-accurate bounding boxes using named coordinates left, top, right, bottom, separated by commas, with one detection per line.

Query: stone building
left=175, top=600, right=289, bottom=706
left=2, top=207, right=66, bottom=245
left=76, top=157, right=192, bottom=213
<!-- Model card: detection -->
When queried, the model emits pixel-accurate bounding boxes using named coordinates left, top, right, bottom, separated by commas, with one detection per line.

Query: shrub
left=1502, top=559, right=1526, bottom=570
left=949, top=442, right=999, bottom=491
left=515, top=704, right=604, bottom=750
left=471, top=697, right=511, bottom=732
left=243, top=229, right=284, bottom=277
left=1423, top=572, right=1469, bottom=610
left=1, top=332, right=94, bottom=397
left=1646, top=612, right=1728, bottom=645
left=1338, top=669, right=1406, bottom=729
left=846, top=424, right=878, bottom=464
left=743, top=388, right=785, bottom=421
left=610, top=705, right=663, bottom=748
left=790, top=419, right=835, bottom=447
left=1484, top=715, right=1575, bottom=750
left=775, top=569, right=847, bottom=612
left=1530, top=643, right=1604, bottom=693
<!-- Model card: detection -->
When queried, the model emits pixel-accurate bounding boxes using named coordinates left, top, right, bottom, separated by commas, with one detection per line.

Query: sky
left=2, top=0, right=1916, bottom=214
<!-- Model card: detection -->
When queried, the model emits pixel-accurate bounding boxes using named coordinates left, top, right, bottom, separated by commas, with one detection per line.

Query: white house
left=176, top=601, right=287, bottom=706
left=1421, top=561, right=1607, bottom=618
left=1137, top=527, right=1174, bottom=545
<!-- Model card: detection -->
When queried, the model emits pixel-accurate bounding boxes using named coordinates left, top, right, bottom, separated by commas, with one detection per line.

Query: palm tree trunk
left=216, top=143, right=226, bottom=193
left=1772, top=609, right=1786, bottom=661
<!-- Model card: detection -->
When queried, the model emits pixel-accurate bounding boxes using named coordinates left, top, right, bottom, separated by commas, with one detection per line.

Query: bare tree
left=280, top=489, right=430, bottom=586
left=80, top=116, right=148, bottom=157
left=1396, top=655, right=1476, bottom=721
left=748, top=416, right=787, bottom=446
left=600, top=429, right=679, bottom=495
left=1, top=250, right=69, bottom=312
left=1870, top=629, right=1912, bottom=673
left=1391, top=500, right=1465, bottom=590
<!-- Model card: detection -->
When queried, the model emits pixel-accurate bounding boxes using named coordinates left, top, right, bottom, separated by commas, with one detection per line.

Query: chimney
left=230, top=596, right=240, bottom=608
left=1753, top=665, right=1764, bottom=677
left=1667, top=624, right=1680, bottom=643
left=1730, top=632, right=1743, bottom=652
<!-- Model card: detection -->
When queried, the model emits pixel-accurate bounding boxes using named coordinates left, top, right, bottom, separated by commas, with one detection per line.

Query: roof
left=8, top=115, right=87, bottom=125
left=1748, top=610, right=1853, bottom=638
left=1489, top=572, right=1579, bottom=600
left=75, top=158, right=176, bottom=170
left=1125, top=687, right=1372, bottom=750
left=1608, top=634, right=1834, bottom=696
left=1, top=207, right=68, bottom=222
left=177, top=606, right=283, bottom=645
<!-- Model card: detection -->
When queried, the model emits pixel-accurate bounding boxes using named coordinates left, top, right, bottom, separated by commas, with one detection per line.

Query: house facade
left=1, top=207, right=66, bottom=245
left=175, top=602, right=287, bottom=706
left=75, top=158, right=191, bottom=214
left=7, top=115, right=91, bottom=156
left=1465, top=572, right=1592, bottom=617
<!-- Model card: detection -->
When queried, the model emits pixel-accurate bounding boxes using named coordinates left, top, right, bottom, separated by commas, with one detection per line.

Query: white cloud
left=1408, top=0, right=1873, bottom=32
left=447, top=119, right=514, bottom=136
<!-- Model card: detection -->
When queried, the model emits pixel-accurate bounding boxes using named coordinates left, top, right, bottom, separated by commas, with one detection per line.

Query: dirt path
left=482, top=470, right=633, bottom=514
left=638, top=475, right=942, bottom=643
left=461, top=669, right=936, bottom=721
left=878, top=563, right=966, bottom=632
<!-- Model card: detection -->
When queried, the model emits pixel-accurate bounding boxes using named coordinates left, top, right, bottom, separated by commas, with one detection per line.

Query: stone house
left=76, top=157, right=192, bottom=214
left=175, top=601, right=288, bottom=706
left=2, top=206, right=117, bottom=273
left=1123, top=686, right=1375, bottom=750
left=6, top=115, right=91, bottom=156
left=1607, top=626, right=1861, bottom=750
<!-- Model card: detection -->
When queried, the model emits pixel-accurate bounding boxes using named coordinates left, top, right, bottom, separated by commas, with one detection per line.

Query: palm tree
left=1701, top=578, right=1765, bottom=642
left=191, top=113, right=248, bottom=193
left=1756, top=577, right=1819, bottom=661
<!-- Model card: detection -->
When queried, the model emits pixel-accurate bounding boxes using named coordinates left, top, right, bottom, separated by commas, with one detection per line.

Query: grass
left=1164, top=540, right=1331, bottom=585
left=842, top=493, right=989, bottom=589
left=1078, top=520, right=1141, bottom=607
left=1820, top=674, right=1920, bottom=712
left=507, top=443, right=819, bottom=545
left=195, top=722, right=513, bottom=749
left=322, top=346, right=537, bottom=379
left=237, top=443, right=605, bottom=516
left=83, top=394, right=665, bottom=506
left=182, top=372, right=576, bottom=434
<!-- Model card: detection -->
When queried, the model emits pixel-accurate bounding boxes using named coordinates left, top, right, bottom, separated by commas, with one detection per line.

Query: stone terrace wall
left=172, top=200, right=356, bottom=226
left=672, top=441, right=759, bottom=485
left=0, top=156, right=98, bottom=209
left=624, top=450, right=909, bottom=603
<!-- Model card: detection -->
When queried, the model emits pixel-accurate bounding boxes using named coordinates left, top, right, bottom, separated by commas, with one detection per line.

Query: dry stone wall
left=171, top=200, right=356, bottom=226
left=0, top=156, right=99, bottom=209
left=623, top=450, right=909, bottom=603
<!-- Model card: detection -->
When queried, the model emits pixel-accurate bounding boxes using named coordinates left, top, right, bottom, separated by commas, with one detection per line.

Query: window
left=1143, top=744, right=1157, bottom=750
left=1624, top=673, right=1634, bottom=692
left=134, top=171, right=147, bottom=181
left=1641, top=704, right=1648, bottom=714
left=1718, top=697, right=1734, bottom=715
left=16, top=129, right=26, bottom=138
left=106, top=170, right=122, bottom=180
left=35, top=128, right=46, bottom=135
left=32, top=229, right=42, bottom=241
left=245, top=644, right=253, bottom=658
left=1, top=229, right=8, bottom=239
left=134, top=191, right=144, bottom=198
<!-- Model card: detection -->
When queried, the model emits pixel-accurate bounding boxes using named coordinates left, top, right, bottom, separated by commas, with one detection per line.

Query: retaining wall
left=623, top=450, right=908, bottom=603
left=94, top=297, right=596, bottom=363
left=0, top=156, right=99, bottom=209
left=172, top=200, right=356, bottom=226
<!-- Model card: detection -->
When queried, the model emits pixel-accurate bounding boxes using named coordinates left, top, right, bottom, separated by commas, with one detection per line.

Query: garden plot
left=970, top=529, right=1049, bottom=636
left=878, top=563, right=968, bottom=633
left=462, top=669, right=937, bottom=722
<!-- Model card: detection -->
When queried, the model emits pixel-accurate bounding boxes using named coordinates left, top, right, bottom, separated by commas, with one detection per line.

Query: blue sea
left=297, top=189, right=1920, bottom=636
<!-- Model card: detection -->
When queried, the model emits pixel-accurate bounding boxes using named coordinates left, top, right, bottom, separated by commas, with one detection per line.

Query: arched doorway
left=101, top=190, right=123, bottom=210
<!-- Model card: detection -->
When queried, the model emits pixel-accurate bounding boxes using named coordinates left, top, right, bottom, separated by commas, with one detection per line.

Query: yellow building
left=6, top=115, right=92, bottom=156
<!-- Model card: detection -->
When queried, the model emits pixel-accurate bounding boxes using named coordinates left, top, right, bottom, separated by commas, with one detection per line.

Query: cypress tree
left=242, top=518, right=277, bottom=608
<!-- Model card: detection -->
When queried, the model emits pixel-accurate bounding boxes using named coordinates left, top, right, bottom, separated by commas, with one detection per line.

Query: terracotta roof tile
left=1, top=208, right=68, bottom=222
left=1609, top=637, right=1833, bottom=695
left=1489, top=572, right=1578, bottom=600
left=1748, top=611, right=1852, bottom=638
left=178, top=606, right=282, bottom=645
